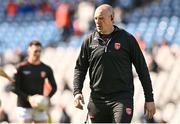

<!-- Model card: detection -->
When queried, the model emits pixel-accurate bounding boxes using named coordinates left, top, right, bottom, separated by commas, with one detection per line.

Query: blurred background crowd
left=0, top=0, right=180, bottom=123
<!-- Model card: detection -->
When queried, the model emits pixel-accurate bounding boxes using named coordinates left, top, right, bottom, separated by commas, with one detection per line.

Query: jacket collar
left=94, top=25, right=120, bottom=39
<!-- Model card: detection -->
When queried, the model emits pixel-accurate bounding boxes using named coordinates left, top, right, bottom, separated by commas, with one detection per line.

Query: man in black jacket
left=14, top=41, right=57, bottom=123
left=73, top=4, right=156, bottom=123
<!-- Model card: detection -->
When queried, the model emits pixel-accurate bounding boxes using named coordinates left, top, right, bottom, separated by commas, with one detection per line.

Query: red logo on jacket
left=126, top=108, right=133, bottom=115
left=114, top=42, right=121, bottom=50
left=41, top=71, right=47, bottom=78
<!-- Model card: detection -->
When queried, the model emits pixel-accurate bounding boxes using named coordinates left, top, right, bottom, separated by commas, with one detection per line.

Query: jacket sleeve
left=13, top=67, right=29, bottom=100
left=129, top=34, right=154, bottom=102
left=73, top=38, right=90, bottom=96
left=47, top=67, right=57, bottom=97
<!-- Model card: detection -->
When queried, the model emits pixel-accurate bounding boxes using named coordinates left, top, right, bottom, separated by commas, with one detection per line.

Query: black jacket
left=14, top=61, right=57, bottom=108
left=73, top=26, right=154, bottom=102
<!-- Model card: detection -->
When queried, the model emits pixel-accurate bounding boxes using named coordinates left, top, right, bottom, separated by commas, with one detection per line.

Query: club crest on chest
left=41, top=71, right=47, bottom=78
left=114, top=42, right=121, bottom=50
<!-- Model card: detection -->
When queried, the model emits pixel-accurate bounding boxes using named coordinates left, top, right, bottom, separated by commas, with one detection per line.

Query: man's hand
left=28, top=94, right=41, bottom=108
left=144, top=102, right=156, bottom=119
left=74, top=94, right=84, bottom=110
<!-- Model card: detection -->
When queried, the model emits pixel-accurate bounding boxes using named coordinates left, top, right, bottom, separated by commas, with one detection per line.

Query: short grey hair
left=96, top=4, right=114, bottom=17
left=106, top=5, right=114, bottom=17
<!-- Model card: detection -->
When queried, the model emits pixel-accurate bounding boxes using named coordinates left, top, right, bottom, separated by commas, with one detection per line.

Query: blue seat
left=126, top=22, right=137, bottom=34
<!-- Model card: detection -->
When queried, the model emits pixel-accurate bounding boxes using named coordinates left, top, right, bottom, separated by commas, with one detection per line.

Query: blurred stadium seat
left=0, top=0, right=180, bottom=123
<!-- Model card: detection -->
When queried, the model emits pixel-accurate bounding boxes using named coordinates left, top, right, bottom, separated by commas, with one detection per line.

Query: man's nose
left=96, top=20, right=101, bottom=25
left=95, top=18, right=100, bottom=23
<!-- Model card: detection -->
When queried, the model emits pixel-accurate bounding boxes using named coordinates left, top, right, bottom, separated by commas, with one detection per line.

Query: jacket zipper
left=98, top=37, right=112, bottom=52
left=105, top=38, right=111, bottom=52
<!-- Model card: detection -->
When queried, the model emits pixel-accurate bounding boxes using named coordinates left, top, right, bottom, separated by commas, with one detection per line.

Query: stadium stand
left=125, top=0, right=180, bottom=48
left=0, top=0, right=180, bottom=123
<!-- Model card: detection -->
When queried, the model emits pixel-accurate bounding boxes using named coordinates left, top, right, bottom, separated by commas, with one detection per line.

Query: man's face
left=94, top=8, right=113, bottom=34
left=28, top=45, right=41, bottom=61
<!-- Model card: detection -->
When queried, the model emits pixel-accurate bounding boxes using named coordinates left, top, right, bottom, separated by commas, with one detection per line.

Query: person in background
left=13, top=40, right=57, bottom=123
left=6, top=0, right=18, bottom=16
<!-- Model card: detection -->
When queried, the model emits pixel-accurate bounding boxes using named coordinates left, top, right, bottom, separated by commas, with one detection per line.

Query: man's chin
left=33, top=57, right=40, bottom=61
left=97, top=29, right=103, bottom=34
left=97, top=28, right=101, bottom=31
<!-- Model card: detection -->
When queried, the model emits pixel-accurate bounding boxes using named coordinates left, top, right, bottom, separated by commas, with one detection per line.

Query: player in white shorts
left=16, top=107, right=48, bottom=123
left=12, top=41, right=57, bottom=123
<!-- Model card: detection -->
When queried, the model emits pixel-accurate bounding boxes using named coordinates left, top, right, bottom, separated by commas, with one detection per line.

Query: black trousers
left=87, top=98, right=133, bottom=123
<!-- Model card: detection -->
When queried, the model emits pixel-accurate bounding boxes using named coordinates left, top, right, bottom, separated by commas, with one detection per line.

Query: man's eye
left=99, top=18, right=103, bottom=20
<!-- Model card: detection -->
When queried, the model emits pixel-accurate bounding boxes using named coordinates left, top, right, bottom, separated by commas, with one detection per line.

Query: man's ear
left=111, top=15, right=113, bottom=21
left=111, top=15, right=114, bottom=23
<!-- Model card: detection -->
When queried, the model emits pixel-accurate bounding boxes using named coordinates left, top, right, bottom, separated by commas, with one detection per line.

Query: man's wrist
left=27, top=95, right=31, bottom=101
left=145, top=98, right=154, bottom=102
left=73, top=91, right=82, bottom=97
left=74, top=93, right=82, bottom=98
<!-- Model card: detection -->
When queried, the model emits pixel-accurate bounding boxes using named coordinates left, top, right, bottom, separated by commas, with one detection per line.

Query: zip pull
left=105, top=38, right=111, bottom=52
left=98, top=37, right=112, bottom=52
